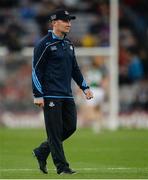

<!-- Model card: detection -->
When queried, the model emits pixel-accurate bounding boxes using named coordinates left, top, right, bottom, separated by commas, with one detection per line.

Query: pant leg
left=35, top=99, right=77, bottom=161
left=43, top=98, right=69, bottom=171
left=62, top=99, right=77, bottom=141
left=35, top=141, right=50, bottom=161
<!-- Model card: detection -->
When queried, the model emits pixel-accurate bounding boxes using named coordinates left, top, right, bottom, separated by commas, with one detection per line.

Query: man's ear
left=52, top=20, right=57, bottom=26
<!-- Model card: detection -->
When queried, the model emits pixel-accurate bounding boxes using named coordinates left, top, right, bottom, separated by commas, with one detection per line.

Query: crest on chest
left=50, top=45, right=57, bottom=51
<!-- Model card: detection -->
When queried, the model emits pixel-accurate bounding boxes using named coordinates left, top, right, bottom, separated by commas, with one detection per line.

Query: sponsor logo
left=49, top=101, right=55, bottom=107
left=65, top=11, right=69, bottom=15
left=50, top=46, right=57, bottom=51
left=51, top=14, right=56, bottom=20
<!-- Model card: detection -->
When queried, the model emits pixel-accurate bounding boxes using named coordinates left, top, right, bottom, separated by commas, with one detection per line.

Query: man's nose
left=67, top=21, right=71, bottom=26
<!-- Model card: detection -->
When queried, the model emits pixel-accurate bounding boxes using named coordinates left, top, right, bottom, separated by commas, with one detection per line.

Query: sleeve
left=72, top=48, right=89, bottom=91
left=32, top=43, right=47, bottom=98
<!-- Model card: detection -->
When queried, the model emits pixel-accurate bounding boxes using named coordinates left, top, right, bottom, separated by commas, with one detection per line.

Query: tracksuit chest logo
left=51, top=46, right=57, bottom=51
left=49, top=101, right=55, bottom=107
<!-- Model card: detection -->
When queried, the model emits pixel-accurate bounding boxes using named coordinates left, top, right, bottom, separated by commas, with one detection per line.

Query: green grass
left=0, top=127, right=148, bottom=179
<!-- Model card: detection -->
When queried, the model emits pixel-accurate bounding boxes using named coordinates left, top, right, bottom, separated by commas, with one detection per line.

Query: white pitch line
left=0, top=169, right=38, bottom=172
left=0, top=167, right=148, bottom=172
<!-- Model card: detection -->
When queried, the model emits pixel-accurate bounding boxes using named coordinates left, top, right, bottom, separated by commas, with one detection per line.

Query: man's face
left=52, top=19, right=71, bottom=34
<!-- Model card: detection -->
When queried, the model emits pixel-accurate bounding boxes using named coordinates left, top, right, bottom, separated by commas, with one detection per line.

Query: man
left=32, top=9, right=93, bottom=175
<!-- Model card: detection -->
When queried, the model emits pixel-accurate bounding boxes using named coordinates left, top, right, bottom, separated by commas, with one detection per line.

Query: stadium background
left=0, top=0, right=148, bottom=179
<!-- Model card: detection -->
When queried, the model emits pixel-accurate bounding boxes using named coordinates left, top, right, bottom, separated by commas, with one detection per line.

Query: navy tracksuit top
left=32, top=30, right=89, bottom=98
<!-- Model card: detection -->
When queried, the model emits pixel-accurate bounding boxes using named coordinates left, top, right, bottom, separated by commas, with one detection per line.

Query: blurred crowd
left=0, top=0, right=148, bottom=119
left=119, top=0, right=148, bottom=112
left=0, top=0, right=110, bottom=49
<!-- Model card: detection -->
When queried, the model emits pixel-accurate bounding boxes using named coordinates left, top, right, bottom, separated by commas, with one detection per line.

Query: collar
left=48, top=30, right=65, bottom=40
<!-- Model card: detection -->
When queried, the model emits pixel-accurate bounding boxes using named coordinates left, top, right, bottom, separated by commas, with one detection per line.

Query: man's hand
left=84, top=89, right=93, bottom=100
left=34, top=97, right=44, bottom=107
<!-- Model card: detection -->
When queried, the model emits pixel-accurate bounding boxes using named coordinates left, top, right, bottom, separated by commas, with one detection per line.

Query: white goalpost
left=109, top=0, right=119, bottom=129
left=77, top=0, right=119, bottom=130
left=76, top=0, right=119, bottom=129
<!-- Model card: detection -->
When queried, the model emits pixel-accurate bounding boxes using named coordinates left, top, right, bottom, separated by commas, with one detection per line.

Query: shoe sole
left=59, top=171, right=77, bottom=175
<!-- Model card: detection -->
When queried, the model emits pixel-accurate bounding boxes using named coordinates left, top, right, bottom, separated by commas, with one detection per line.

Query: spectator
left=5, top=22, right=24, bottom=52
left=78, top=56, right=108, bottom=132
left=127, top=47, right=144, bottom=83
left=139, top=48, right=148, bottom=79
left=81, top=33, right=97, bottom=47
left=19, top=0, right=36, bottom=20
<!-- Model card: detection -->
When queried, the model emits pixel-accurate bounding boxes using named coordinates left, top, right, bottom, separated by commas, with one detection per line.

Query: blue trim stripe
left=32, top=57, right=42, bottom=89
left=82, top=79, right=87, bottom=87
left=33, top=96, right=43, bottom=99
left=32, top=78, right=42, bottom=93
left=32, top=72, right=40, bottom=90
left=32, top=77, right=42, bottom=93
left=32, top=56, right=43, bottom=94
left=32, top=71, right=41, bottom=89
left=32, top=77, right=42, bottom=94
left=32, top=70, right=43, bottom=94
left=32, top=70, right=42, bottom=89
left=44, top=96, right=74, bottom=99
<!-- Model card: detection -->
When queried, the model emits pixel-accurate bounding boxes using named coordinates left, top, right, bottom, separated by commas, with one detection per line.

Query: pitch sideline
left=0, top=167, right=147, bottom=172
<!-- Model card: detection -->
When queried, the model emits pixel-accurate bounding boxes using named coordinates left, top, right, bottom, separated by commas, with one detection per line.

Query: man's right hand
left=34, top=97, right=44, bottom=107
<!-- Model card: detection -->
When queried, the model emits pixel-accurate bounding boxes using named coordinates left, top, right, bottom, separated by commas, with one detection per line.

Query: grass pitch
left=0, top=127, right=148, bottom=179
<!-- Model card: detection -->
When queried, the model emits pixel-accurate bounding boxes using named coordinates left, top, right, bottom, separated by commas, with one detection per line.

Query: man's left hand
left=84, top=89, right=93, bottom=100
